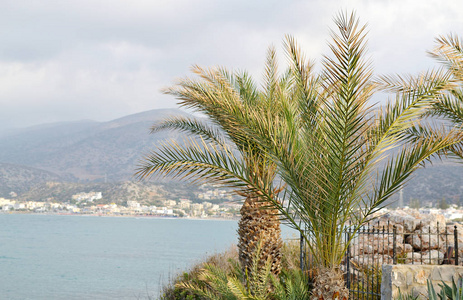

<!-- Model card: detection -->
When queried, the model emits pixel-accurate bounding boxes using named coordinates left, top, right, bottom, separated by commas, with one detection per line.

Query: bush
left=160, top=246, right=239, bottom=300
left=159, top=241, right=311, bottom=300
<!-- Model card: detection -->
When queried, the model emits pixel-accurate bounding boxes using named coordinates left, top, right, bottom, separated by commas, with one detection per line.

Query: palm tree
left=424, top=34, right=463, bottom=159
left=138, top=12, right=462, bottom=299
left=136, top=56, right=288, bottom=277
left=241, top=13, right=463, bottom=299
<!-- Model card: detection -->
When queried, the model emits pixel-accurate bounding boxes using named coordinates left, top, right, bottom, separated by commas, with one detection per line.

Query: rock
left=371, top=217, right=405, bottom=233
left=350, top=233, right=403, bottom=255
left=446, top=223, right=463, bottom=234
left=414, top=269, right=430, bottom=284
left=404, top=244, right=413, bottom=253
left=403, top=252, right=423, bottom=264
left=349, top=209, right=457, bottom=266
left=421, top=250, right=444, bottom=264
left=387, top=213, right=420, bottom=232
left=372, top=210, right=447, bottom=233
left=418, top=214, right=446, bottom=231
left=406, top=232, right=443, bottom=250
left=421, top=224, right=445, bottom=234
left=351, top=254, right=393, bottom=267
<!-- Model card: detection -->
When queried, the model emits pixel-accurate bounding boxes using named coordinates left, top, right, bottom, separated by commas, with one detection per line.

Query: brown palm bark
left=237, top=193, right=282, bottom=276
left=311, top=267, right=349, bottom=300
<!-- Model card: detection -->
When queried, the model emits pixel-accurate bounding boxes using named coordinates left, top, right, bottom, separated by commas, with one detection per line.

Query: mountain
left=16, top=181, right=199, bottom=206
left=394, top=162, right=463, bottom=206
left=0, top=108, right=190, bottom=182
left=0, top=163, right=62, bottom=196
left=0, top=108, right=462, bottom=206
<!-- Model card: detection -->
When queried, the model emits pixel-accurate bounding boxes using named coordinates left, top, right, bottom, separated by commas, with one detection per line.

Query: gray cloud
left=1, top=0, right=462, bottom=129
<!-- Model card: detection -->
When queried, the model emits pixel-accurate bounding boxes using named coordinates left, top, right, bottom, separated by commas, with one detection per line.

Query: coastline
left=0, top=210, right=240, bottom=221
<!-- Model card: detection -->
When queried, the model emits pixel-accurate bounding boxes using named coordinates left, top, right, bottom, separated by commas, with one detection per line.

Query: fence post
left=455, top=225, right=459, bottom=266
left=393, top=225, right=397, bottom=265
left=300, top=231, right=304, bottom=271
left=346, top=230, right=351, bottom=290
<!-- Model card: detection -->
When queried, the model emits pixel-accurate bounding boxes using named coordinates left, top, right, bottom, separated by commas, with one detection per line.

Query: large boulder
left=418, top=214, right=447, bottom=231
left=421, top=250, right=444, bottom=264
left=376, top=211, right=419, bottom=232
left=406, top=231, right=443, bottom=250
left=350, top=233, right=403, bottom=256
left=351, top=254, right=393, bottom=268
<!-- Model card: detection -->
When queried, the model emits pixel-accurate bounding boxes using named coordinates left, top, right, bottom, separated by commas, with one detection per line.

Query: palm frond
left=151, top=115, right=226, bottom=145
left=426, top=89, right=463, bottom=124
left=136, top=137, right=248, bottom=189
left=429, top=34, right=463, bottom=79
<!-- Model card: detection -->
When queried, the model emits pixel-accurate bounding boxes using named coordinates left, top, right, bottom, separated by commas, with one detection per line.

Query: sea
left=0, top=214, right=298, bottom=300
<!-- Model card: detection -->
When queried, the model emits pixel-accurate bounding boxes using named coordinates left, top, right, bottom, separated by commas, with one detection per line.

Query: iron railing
left=300, top=221, right=460, bottom=300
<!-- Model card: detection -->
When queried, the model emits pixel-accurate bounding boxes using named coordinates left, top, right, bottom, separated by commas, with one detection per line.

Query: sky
left=1, top=0, right=463, bottom=130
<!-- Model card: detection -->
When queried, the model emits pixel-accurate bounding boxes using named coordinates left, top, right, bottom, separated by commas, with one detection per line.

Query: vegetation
left=427, top=35, right=463, bottom=161
left=160, top=242, right=309, bottom=300
left=428, top=277, right=463, bottom=300
left=137, top=36, right=289, bottom=276
left=141, top=11, right=463, bottom=300
left=397, top=289, right=420, bottom=300
left=249, top=12, right=461, bottom=297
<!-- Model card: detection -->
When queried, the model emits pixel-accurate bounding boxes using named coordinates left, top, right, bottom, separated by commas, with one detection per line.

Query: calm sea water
left=0, top=214, right=298, bottom=300
left=0, top=214, right=239, bottom=299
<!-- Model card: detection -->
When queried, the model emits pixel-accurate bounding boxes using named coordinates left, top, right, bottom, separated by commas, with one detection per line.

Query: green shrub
left=428, top=276, right=463, bottom=300
left=159, top=241, right=311, bottom=300
left=397, top=288, right=419, bottom=300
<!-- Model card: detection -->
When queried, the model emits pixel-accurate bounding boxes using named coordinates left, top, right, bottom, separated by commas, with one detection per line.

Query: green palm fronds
left=242, top=13, right=461, bottom=271
left=139, top=11, right=463, bottom=300
left=137, top=36, right=286, bottom=277
left=420, top=33, right=463, bottom=160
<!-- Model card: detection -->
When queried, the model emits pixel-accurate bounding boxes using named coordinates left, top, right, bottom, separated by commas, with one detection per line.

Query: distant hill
left=0, top=108, right=462, bottom=206
left=0, top=108, right=190, bottom=182
left=0, top=163, right=62, bottom=196
left=16, top=181, right=199, bottom=206
left=392, top=162, right=463, bottom=206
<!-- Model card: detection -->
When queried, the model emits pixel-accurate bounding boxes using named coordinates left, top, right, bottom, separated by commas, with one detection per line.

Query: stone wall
left=381, top=264, right=463, bottom=299
left=350, top=209, right=463, bottom=268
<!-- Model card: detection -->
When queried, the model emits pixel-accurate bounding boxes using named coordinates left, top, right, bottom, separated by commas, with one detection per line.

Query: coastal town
left=0, top=191, right=243, bottom=218
left=3, top=190, right=463, bottom=221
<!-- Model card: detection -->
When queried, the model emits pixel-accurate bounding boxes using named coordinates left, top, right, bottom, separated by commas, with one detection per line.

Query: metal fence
left=300, top=221, right=460, bottom=300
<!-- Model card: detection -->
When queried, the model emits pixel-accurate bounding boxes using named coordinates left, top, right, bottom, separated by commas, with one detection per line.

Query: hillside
left=393, top=162, right=463, bottom=206
left=0, top=108, right=462, bottom=206
left=0, top=163, right=62, bottom=196
left=0, top=108, right=189, bottom=182
left=16, top=181, right=202, bottom=206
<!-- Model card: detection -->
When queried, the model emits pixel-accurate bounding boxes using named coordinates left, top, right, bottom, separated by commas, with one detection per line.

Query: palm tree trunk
left=312, top=267, right=349, bottom=300
left=237, top=193, right=282, bottom=276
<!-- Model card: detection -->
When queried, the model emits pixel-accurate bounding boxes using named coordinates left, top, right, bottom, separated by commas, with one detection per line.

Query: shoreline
left=0, top=211, right=240, bottom=221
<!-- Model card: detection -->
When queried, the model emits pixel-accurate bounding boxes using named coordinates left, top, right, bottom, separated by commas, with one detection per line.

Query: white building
left=127, top=200, right=141, bottom=208
left=179, top=199, right=192, bottom=209
left=164, top=200, right=177, bottom=207
left=72, top=192, right=102, bottom=202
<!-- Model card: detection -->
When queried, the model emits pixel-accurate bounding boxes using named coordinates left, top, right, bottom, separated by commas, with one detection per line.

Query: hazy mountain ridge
left=399, top=163, right=463, bottom=205
left=0, top=108, right=189, bottom=182
left=0, top=163, right=63, bottom=196
left=0, top=108, right=462, bottom=206
left=16, top=181, right=183, bottom=206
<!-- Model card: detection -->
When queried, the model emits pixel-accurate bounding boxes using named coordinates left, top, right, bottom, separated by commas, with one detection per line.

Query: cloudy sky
left=1, top=0, right=462, bottom=129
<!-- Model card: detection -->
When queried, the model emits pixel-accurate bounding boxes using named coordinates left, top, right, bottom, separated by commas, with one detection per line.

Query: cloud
left=0, top=0, right=462, bottom=129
